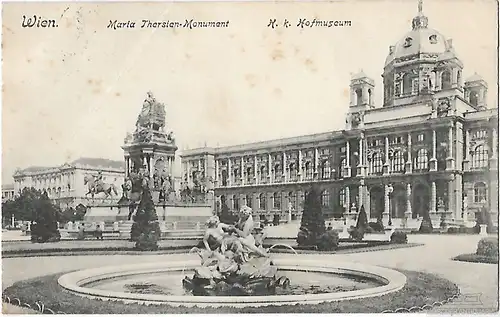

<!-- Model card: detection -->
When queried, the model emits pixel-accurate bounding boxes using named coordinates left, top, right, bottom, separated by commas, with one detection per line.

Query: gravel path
left=2, top=234, right=498, bottom=313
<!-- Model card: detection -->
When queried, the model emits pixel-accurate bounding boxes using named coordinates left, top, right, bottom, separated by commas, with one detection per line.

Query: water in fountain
left=267, top=244, right=298, bottom=255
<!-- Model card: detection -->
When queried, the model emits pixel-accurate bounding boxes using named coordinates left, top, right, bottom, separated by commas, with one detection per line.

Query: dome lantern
left=411, top=0, right=428, bottom=30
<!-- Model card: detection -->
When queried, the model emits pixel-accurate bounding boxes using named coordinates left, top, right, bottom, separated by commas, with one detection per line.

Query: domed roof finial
left=412, top=0, right=428, bottom=30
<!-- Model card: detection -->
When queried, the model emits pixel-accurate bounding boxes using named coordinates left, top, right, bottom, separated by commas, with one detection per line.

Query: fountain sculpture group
left=183, top=210, right=290, bottom=296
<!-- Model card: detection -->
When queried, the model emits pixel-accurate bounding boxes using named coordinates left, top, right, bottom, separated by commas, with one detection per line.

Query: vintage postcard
left=1, top=0, right=499, bottom=314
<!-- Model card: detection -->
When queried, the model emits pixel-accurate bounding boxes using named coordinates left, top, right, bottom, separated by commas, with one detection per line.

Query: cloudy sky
left=2, top=0, right=498, bottom=184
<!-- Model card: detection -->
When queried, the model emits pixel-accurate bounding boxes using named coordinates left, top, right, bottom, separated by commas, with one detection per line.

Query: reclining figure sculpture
left=183, top=207, right=290, bottom=296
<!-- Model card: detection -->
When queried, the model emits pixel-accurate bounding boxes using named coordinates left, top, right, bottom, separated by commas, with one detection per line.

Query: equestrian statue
left=83, top=171, right=119, bottom=200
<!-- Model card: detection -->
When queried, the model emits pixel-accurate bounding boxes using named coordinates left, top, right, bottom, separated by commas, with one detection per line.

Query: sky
left=2, top=0, right=498, bottom=184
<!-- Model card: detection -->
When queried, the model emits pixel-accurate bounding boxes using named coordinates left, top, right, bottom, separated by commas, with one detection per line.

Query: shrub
left=297, top=185, right=325, bottom=247
left=131, top=186, right=161, bottom=251
left=476, top=237, right=499, bottom=258
left=453, top=253, right=499, bottom=264
left=419, top=213, right=433, bottom=233
left=364, top=225, right=374, bottom=234
left=390, top=231, right=408, bottom=244
left=130, top=222, right=140, bottom=242
left=368, top=221, right=384, bottom=233
left=349, top=227, right=364, bottom=241
left=447, top=227, right=459, bottom=234
left=30, top=191, right=61, bottom=243
left=316, top=230, right=339, bottom=251
left=355, top=206, right=368, bottom=229
left=219, top=203, right=237, bottom=225
left=458, top=226, right=476, bottom=234
left=296, top=227, right=314, bottom=246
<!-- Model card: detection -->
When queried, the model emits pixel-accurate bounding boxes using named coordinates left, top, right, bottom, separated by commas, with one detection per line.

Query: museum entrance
left=412, top=184, right=430, bottom=219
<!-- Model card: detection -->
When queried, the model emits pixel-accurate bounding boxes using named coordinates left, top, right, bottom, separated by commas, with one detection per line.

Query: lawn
left=3, top=269, right=459, bottom=314
left=452, top=253, right=498, bottom=264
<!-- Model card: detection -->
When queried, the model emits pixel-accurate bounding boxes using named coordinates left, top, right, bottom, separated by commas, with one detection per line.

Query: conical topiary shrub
left=297, top=185, right=325, bottom=247
left=419, top=211, right=434, bottom=233
left=356, top=205, right=368, bottom=229
left=131, top=186, right=161, bottom=251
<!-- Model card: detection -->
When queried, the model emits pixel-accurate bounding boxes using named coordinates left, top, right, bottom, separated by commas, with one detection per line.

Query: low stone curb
left=381, top=291, right=461, bottom=313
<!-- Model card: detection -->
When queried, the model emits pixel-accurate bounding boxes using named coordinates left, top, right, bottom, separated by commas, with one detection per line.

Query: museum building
left=180, top=5, right=498, bottom=226
left=12, top=158, right=126, bottom=209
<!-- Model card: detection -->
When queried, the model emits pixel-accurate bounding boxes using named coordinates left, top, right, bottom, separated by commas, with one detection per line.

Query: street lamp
left=387, top=184, right=394, bottom=227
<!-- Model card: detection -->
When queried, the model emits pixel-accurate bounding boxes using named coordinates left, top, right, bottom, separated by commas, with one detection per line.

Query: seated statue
left=232, top=206, right=269, bottom=259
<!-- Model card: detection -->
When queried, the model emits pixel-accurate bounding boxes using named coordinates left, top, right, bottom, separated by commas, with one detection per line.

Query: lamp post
left=387, top=184, right=394, bottom=227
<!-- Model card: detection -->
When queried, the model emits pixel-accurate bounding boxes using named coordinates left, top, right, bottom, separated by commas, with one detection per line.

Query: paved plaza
left=2, top=234, right=498, bottom=313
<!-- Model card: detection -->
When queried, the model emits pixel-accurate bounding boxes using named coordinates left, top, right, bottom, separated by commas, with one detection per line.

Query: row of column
left=215, top=150, right=320, bottom=186
left=211, top=124, right=491, bottom=188
left=341, top=181, right=456, bottom=218
left=29, top=172, right=77, bottom=192
left=124, top=153, right=174, bottom=178
left=31, top=172, right=76, bottom=190
left=221, top=192, right=304, bottom=213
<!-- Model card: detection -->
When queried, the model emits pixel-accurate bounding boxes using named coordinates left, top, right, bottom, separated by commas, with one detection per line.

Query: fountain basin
left=58, top=258, right=406, bottom=308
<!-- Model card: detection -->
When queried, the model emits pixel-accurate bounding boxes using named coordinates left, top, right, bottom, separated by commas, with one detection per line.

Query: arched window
left=370, top=152, right=383, bottom=174
left=472, top=145, right=489, bottom=169
left=259, top=193, right=266, bottom=210
left=391, top=151, right=405, bottom=173
left=273, top=192, right=281, bottom=209
left=305, top=162, right=313, bottom=180
left=233, top=168, right=240, bottom=185
left=289, top=163, right=298, bottom=181
left=441, top=70, right=452, bottom=89
left=339, top=188, right=345, bottom=207
left=457, top=70, right=462, bottom=87
left=403, top=73, right=412, bottom=95
left=368, top=89, right=373, bottom=105
left=355, top=88, right=362, bottom=106
left=321, top=160, right=331, bottom=179
left=297, top=191, right=304, bottom=209
left=273, top=164, right=281, bottom=182
left=245, top=194, right=252, bottom=208
left=260, top=166, right=267, bottom=182
left=414, top=148, right=429, bottom=171
left=321, top=190, right=330, bottom=207
left=288, top=191, right=296, bottom=210
left=340, top=158, right=348, bottom=178
left=233, top=195, right=239, bottom=211
left=246, top=167, right=253, bottom=183
left=470, top=91, right=479, bottom=107
left=473, top=182, right=487, bottom=203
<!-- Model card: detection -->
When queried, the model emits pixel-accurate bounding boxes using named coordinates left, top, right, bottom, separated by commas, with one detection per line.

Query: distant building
left=13, top=157, right=126, bottom=209
left=181, top=3, right=498, bottom=226
left=2, top=184, right=15, bottom=202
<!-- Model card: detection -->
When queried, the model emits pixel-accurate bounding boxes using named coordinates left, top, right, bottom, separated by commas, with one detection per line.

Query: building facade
left=180, top=4, right=498, bottom=225
left=13, top=157, right=125, bottom=209
left=2, top=184, right=15, bottom=203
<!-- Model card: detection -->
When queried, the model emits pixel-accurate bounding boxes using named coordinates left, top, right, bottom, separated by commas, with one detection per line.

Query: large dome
left=384, top=2, right=450, bottom=66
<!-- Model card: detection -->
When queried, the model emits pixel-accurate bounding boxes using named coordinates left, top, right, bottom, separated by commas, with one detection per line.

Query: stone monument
left=80, top=92, right=212, bottom=239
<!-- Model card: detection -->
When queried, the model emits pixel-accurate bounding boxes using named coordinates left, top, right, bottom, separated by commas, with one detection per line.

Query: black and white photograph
left=1, top=0, right=499, bottom=314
